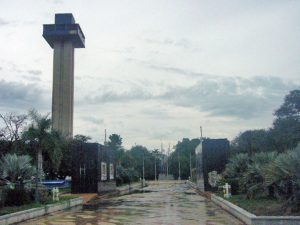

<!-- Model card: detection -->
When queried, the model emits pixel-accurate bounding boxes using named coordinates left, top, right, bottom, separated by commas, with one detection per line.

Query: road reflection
left=20, top=181, right=244, bottom=225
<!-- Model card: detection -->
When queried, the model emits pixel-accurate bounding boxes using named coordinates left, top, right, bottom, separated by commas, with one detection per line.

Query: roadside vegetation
left=0, top=195, right=77, bottom=216
left=220, top=89, right=300, bottom=215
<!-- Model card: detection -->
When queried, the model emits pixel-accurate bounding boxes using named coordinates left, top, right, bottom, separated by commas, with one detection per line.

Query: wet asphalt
left=19, top=181, right=244, bottom=225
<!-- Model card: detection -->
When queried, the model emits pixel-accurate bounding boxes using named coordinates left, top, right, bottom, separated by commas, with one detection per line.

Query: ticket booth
left=71, top=143, right=116, bottom=194
left=195, top=139, right=229, bottom=191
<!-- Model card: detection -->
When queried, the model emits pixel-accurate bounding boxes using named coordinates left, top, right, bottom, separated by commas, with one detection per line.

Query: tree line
left=222, top=89, right=300, bottom=213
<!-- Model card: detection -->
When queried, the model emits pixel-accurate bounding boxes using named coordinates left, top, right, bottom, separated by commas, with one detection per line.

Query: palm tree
left=22, top=110, right=64, bottom=201
left=22, top=110, right=51, bottom=181
left=0, top=153, right=35, bottom=185
left=223, top=153, right=249, bottom=194
left=263, top=145, right=300, bottom=210
left=241, top=152, right=277, bottom=199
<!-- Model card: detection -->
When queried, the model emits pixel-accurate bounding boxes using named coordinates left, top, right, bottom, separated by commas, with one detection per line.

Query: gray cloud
left=145, top=38, right=200, bottom=51
left=21, top=75, right=41, bottom=82
left=0, top=80, right=49, bottom=110
left=81, top=116, right=104, bottom=125
left=0, top=18, right=9, bottom=26
left=83, top=87, right=152, bottom=104
left=27, top=70, right=42, bottom=76
left=147, top=64, right=206, bottom=78
left=162, top=76, right=297, bottom=119
left=150, top=127, right=191, bottom=140
left=126, top=58, right=207, bottom=78
left=80, top=73, right=297, bottom=120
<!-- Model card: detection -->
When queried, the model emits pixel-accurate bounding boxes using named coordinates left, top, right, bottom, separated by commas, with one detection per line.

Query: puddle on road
left=19, top=182, right=244, bottom=225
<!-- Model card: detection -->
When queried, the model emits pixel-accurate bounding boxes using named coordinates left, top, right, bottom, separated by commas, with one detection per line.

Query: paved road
left=20, top=181, right=244, bottom=225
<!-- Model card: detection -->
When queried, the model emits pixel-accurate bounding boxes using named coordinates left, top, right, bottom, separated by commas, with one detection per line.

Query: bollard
left=52, top=188, right=55, bottom=201
left=52, top=187, right=60, bottom=201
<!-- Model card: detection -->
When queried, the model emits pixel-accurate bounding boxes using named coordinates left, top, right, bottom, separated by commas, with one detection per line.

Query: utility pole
left=178, top=152, right=181, bottom=180
left=142, top=153, right=145, bottom=187
left=167, top=143, right=170, bottom=177
left=104, top=129, right=107, bottom=146
left=161, top=142, right=164, bottom=175
left=200, top=126, right=203, bottom=140
left=189, top=152, right=192, bottom=180
left=154, top=154, right=157, bottom=181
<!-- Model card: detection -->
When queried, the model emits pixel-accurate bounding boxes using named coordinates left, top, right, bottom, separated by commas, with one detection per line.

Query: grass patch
left=0, top=195, right=78, bottom=216
left=216, top=193, right=290, bottom=216
left=59, top=187, right=71, bottom=194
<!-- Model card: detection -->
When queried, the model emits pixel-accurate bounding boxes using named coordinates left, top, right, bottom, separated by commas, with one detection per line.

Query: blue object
left=41, top=180, right=71, bottom=189
left=43, top=13, right=85, bottom=48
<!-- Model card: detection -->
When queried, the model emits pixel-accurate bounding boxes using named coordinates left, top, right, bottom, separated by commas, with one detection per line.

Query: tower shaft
left=52, top=41, right=74, bottom=137
left=43, top=13, right=85, bottom=138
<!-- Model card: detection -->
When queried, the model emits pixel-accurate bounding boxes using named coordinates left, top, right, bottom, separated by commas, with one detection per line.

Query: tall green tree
left=274, top=90, right=300, bottom=121
left=57, top=134, right=91, bottom=179
left=108, top=134, right=122, bottom=148
left=271, top=89, right=300, bottom=152
left=169, top=138, right=200, bottom=180
left=22, top=110, right=64, bottom=180
left=231, top=129, right=272, bottom=155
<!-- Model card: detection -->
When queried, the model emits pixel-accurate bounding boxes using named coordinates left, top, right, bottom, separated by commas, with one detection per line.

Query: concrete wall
left=0, top=197, right=83, bottom=225
left=98, top=181, right=116, bottom=194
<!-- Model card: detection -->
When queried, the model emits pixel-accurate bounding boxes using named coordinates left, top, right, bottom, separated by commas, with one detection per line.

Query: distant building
left=71, top=143, right=116, bottom=194
left=195, top=138, right=229, bottom=191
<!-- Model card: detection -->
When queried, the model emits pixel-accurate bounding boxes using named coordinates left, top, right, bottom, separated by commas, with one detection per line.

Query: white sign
left=101, top=162, right=107, bottom=181
left=110, top=163, right=114, bottom=179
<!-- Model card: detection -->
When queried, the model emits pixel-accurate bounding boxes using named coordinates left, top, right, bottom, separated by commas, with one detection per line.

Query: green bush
left=5, top=187, right=31, bottom=206
left=29, top=185, right=50, bottom=203
left=223, top=153, right=249, bottom=194
left=241, top=152, right=277, bottom=199
left=263, top=145, right=300, bottom=211
left=116, top=165, right=139, bottom=186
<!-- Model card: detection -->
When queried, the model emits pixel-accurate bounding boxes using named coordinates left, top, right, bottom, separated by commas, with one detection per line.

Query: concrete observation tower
left=43, top=14, right=85, bottom=137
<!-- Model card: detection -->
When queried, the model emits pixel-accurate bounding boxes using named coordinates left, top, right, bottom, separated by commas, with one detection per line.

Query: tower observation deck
left=43, top=13, right=85, bottom=137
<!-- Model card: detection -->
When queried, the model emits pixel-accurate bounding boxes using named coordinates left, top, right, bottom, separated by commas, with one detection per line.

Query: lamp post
left=25, top=138, right=40, bottom=203
left=142, top=153, right=145, bottom=187
left=178, top=152, right=181, bottom=181
left=154, top=155, right=157, bottom=181
left=152, top=152, right=158, bottom=181
left=189, top=152, right=192, bottom=180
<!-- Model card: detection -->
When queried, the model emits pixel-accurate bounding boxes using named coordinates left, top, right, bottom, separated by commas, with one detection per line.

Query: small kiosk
left=71, top=143, right=116, bottom=194
left=195, top=139, right=229, bottom=191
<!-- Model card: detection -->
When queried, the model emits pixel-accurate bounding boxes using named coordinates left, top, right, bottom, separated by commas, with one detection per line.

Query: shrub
left=263, top=145, right=300, bottom=211
left=0, top=154, right=35, bottom=185
left=223, top=153, right=249, bottom=194
left=28, top=184, right=50, bottom=203
left=241, top=152, right=277, bottom=199
left=116, top=165, right=139, bottom=186
left=5, top=187, right=31, bottom=206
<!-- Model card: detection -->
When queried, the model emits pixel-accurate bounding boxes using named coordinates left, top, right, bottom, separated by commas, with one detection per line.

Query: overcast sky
left=0, top=0, right=299, bottom=150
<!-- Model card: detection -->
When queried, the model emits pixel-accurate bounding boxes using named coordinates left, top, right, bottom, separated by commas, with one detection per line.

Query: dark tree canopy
left=169, top=138, right=200, bottom=180
left=271, top=89, right=300, bottom=152
left=231, top=129, right=272, bottom=155
left=108, top=134, right=122, bottom=147
left=274, top=90, right=300, bottom=121
left=73, top=134, right=91, bottom=143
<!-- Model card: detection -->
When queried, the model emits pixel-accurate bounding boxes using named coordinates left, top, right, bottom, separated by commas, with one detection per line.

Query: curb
left=0, top=197, right=83, bottom=225
left=186, top=180, right=300, bottom=225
